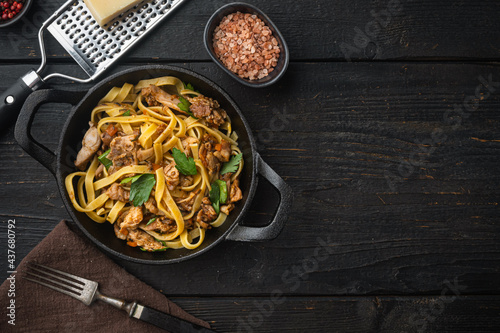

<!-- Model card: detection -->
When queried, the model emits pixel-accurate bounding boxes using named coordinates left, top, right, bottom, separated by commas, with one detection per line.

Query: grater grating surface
left=47, top=0, right=185, bottom=79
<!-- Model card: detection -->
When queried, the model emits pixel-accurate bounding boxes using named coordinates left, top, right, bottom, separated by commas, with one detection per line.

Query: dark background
left=1, top=0, right=499, bottom=331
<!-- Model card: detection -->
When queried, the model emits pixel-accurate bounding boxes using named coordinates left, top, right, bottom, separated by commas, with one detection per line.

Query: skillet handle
left=14, top=89, right=86, bottom=176
left=226, top=154, right=293, bottom=242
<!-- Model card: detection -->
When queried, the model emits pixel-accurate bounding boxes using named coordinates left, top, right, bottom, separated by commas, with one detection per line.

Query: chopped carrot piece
left=106, top=124, right=118, bottom=137
left=215, top=143, right=222, bottom=151
left=127, top=241, right=138, bottom=247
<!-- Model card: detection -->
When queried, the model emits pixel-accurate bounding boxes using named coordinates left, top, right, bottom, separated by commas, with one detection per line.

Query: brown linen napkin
left=0, top=220, right=210, bottom=332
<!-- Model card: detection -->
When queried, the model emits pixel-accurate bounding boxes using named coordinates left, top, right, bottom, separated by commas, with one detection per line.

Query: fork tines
left=23, top=262, right=95, bottom=304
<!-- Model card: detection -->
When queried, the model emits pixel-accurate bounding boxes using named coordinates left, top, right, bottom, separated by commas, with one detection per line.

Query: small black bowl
left=204, top=2, right=289, bottom=88
left=0, top=0, right=33, bottom=28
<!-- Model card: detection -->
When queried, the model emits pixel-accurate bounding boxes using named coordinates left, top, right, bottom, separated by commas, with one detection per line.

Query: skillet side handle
left=226, top=154, right=293, bottom=242
left=14, top=89, right=86, bottom=176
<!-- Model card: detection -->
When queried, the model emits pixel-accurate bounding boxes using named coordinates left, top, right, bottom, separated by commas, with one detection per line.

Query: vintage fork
left=24, top=262, right=216, bottom=332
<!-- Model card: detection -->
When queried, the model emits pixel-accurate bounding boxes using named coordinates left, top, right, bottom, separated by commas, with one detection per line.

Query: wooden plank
left=0, top=0, right=500, bottom=61
left=0, top=62, right=499, bottom=295
left=170, top=296, right=500, bottom=332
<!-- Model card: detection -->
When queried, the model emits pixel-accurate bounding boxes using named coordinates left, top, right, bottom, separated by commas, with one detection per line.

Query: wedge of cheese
left=84, top=0, right=143, bottom=26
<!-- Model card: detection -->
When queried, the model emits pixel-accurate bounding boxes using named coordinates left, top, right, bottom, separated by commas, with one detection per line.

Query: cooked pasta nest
left=65, top=76, right=244, bottom=252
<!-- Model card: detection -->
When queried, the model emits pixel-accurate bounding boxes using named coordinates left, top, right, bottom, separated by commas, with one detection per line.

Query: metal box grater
left=0, top=0, right=187, bottom=129
left=46, top=0, right=186, bottom=81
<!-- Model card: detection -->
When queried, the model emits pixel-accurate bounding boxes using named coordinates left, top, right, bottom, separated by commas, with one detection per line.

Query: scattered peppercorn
left=0, top=0, right=25, bottom=24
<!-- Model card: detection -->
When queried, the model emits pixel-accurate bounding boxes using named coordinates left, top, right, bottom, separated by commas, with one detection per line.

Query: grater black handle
left=0, top=70, right=44, bottom=132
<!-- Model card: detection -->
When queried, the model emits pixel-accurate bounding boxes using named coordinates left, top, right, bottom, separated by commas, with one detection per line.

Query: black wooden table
left=1, top=0, right=500, bottom=332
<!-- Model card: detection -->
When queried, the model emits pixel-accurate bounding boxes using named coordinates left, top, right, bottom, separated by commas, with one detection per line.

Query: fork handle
left=96, top=291, right=215, bottom=332
left=131, top=304, right=216, bottom=332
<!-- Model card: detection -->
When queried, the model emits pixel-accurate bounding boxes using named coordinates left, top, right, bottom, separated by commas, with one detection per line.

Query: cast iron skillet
left=14, top=65, right=292, bottom=264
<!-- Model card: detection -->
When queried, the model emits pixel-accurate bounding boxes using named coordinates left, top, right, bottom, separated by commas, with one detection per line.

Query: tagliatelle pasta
left=65, top=76, right=244, bottom=252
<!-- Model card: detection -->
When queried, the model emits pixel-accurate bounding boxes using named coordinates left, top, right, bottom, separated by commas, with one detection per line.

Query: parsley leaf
left=209, top=180, right=227, bottom=214
left=185, top=82, right=199, bottom=96
left=216, top=179, right=228, bottom=204
left=122, top=110, right=130, bottom=116
left=98, top=149, right=113, bottom=170
left=177, top=96, right=197, bottom=119
left=120, top=174, right=142, bottom=184
left=220, top=153, right=243, bottom=175
left=209, top=181, right=220, bottom=214
left=177, top=96, right=191, bottom=112
left=172, top=148, right=197, bottom=176
left=146, top=216, right=157, bottom=226
left=129, top=174, right=156, bottom=207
